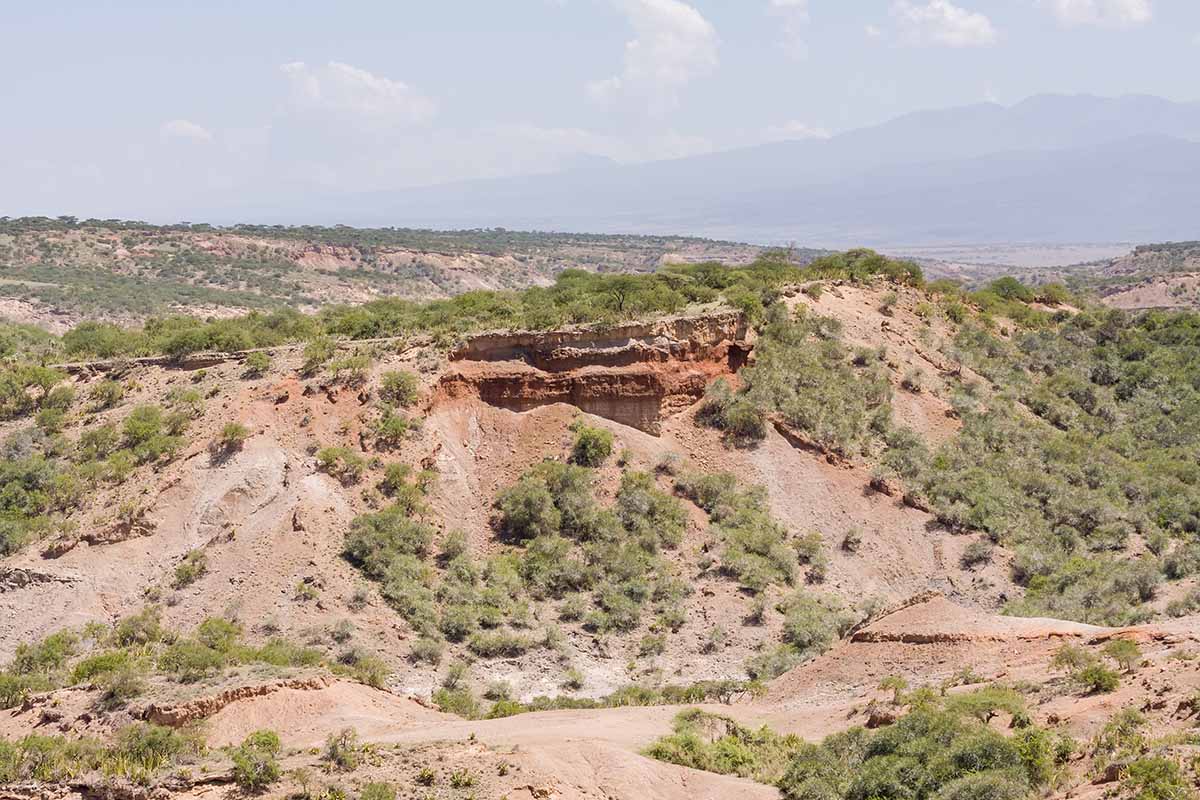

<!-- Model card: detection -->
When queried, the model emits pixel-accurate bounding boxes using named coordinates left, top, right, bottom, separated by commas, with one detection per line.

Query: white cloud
left=762, top=120, right=831, bottom=142
left=160, top=119, right=213, bottom=142
left=890, top=0, right=997, bottom=47
left=588, top=0, right=719, bottom=113
left=1042, top=0, right=1151, bottom=28
left=280, top=61, right=436, bottom=126
left=768, top=0, right=810, bottom=58
left=865, top=24, right=884, bottom=39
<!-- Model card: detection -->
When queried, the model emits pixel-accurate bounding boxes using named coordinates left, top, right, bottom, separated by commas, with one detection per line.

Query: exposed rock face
left=142, top=675, right=331, bottom=726
left=438, top=311, right=753, bottom=434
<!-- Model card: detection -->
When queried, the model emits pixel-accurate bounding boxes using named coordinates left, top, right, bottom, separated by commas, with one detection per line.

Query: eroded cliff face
left=437, top=311, right=753, bottom=434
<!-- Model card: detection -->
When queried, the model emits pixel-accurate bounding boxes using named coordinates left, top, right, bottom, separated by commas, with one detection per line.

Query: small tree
left=243, top=351, right=271, bottom=378
left=380, top=370, right=419, bottom=408
left=1102, top=638, right=1143, bottom=674
left=214, top=422, right=250, bottom=453
left=89, top=379, right=125, bottom=411
left=322, top=727, right=361, bottom=771
left=570, top=423, right=613, bottom=467
left=1077, top=663, right=1120, bottom=694
left=1050, top=643, right=1092, bottom=676
left=301, top=336, right=336, bottom=376
left=879, top=675, right=908, bottom=705
left=231, top=730, right=282, bottom=791
left=172, top=549, right=208, bottom=589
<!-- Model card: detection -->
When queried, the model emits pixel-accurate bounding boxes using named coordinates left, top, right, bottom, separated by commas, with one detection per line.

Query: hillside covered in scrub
left=0, top=216, right=770, bottom=331
left=2, top=248, right=1200, bottom=800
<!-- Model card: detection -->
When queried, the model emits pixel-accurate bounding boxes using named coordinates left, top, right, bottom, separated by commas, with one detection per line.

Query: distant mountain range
left=289, top=94, right=1200, bottom=246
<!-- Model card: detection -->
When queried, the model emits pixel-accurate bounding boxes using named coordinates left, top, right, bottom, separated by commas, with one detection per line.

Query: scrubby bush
left=1076, top=663, right=1119, bottom=694
left=1102, top=638, right=1142, bottom=673
left=696, top=378, right=767, bottom=443
left=360, top=782, right=396, bottom=800
left=379, top=370, right=419, bottom=408
left=172, top=549, right=207, bottom=589
left=89, top=380, right=124, bottom=411
left=496, top=474, right=562, bottom=541
left=316, top=447, right=366, bottom=484
left=329, top=354, right=372, bottom=387
left=467, top=630, right=535, bottom=658
left=961, top=540, right=994, bottom=569
left=570, top=423, right=613, bottom=467
left=323, top=727, right=362, bottom=771
left=231, top=730, right=282, bottom=791
left=710, top=307, right=892, bottom=458
left=301, top=336, right=336, bottom=376
left=242, top=350, right=271, bottom=377
left=1120, top=757, right=1193, bottom=800
left=373, top=408, right=413, bottom=447
left=213, top=422, right=250, bottom=454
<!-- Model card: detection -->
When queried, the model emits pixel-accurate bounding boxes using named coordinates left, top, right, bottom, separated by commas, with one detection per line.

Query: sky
left=2, top=0, right=1199, bottom=222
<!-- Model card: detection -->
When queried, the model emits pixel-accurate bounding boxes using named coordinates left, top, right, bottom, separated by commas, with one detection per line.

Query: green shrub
left=779, top=593, right=851, bottom=661
left=301, top=336, right=336, bottom=375
left=1102, top=638, right=1142, bottom=673
left=329, top=354, right=372, bottom=387
left=316, top=447, right=366, bottom=484
left=360, top=782, right=396, bottom=800
left=616, top=470, right=686, bottom=549
left=36, top=407, right=66, bottom=434
left=373, top=409, right=413, bottom=446
left=496, top=475, right=561, bottom=540
left=336, top=649, right=389, bottom=689
left=960, top=540, right=994, bottom=569
left=409, top=637, right=443, bottom=665
left=97, top=666, right=148, bottom=710
left=433, top=686, right=480, bottom=719
left=344, top=504, right=433, bottom=578
left=121, top=405, right=183, bottom=465
left=231, top=730, right=282, bottom=791
left=713, top=308, right=892, bottom=458
left=639, top=634, right=667, bottom=657
left=380, top=370, right=419, bottom=408
left=1076, top=663, right=1119, bottom=694
left=1120, top=757, right=1194, bottom=800
left=69, top=650, right=130, bottom=684
left=111, top=607, right=167, bottom=648
left=242, top=351, right=271, bottom=377
left=213, top=422, right=250, bottom=453
left=172, top=549, right=208, bottom=589
left=467, top=630, right=535, bottom=659
left=570, top=423, right=613, bottom=467
left=696, top=378, right=768, bottom=443
left=323, top=727, right=361, bottom=771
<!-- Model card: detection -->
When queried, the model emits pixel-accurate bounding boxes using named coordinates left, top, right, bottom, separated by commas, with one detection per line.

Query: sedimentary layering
left=438, top=311, right=753, bottom=433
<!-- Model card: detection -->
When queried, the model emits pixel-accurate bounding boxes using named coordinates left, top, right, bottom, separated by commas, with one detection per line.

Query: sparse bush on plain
left=231, top=730, right=282, bottom=791
left=172, top=549, right=208, bottom=589
left=380, top=370, right=419, bottom=408
left=570, top=422, right=613, bottom=467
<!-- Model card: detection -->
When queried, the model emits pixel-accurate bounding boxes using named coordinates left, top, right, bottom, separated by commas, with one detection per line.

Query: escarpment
left=437, top=311, right=754, bottom=433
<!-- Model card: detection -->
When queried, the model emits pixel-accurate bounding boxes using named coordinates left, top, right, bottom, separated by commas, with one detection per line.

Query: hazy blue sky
left=3, top=0, right=1198, bottom=220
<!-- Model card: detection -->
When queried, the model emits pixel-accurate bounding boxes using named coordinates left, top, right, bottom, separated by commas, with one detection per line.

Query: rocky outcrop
left=0, top=568, right=77, bottom=593
left=451, top=311, right=753, bottom=370
left=438, top=311, right=753, bottom=434
left=141, top=674, right=330, bottom=726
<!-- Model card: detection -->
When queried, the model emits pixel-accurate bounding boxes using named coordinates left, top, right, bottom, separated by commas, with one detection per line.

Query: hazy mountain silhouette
left=297, top=94, right=1200, bottom=245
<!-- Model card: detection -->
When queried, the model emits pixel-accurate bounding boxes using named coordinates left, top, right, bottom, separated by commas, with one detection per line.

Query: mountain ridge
left=281, top=93, right=1200, bottom=245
